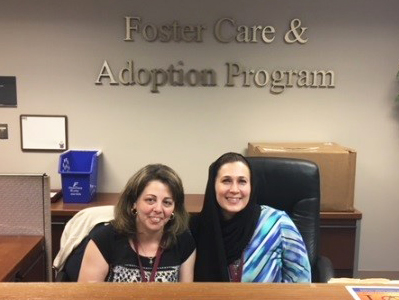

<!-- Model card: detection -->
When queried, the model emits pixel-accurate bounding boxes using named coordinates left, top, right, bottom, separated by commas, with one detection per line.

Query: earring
left=169, top=212, right=175, bottom=220
left=131, top=208, right=137, bottom=216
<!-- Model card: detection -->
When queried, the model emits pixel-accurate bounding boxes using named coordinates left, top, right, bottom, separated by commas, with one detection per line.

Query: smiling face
left=133, top=180, right=175, bottom=235
left=215, top=161, right=251, bottom=220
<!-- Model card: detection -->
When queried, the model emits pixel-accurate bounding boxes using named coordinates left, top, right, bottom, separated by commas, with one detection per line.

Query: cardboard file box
left=247, top=142, right=356, bottom=212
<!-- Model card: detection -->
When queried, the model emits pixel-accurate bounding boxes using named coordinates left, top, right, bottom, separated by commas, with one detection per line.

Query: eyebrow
left=144, top=194, right=157, bottom=197
left=220, top=175, right=248, bottom=179
left=144, top=194, right=173, bottom=200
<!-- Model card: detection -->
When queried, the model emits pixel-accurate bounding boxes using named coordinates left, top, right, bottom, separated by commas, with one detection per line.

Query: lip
left=148, top=216, right=163, bottom=223
left=226, top=197, right=241, bottom=204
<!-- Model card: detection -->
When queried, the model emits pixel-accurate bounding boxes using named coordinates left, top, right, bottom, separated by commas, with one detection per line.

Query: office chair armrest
left=315, top=255, right=335, bottom=283
left=54, top=270, right=68, bottom=282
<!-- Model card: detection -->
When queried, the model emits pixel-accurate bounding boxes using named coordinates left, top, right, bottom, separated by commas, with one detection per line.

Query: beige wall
left=1, top=0, right=399, bottom=274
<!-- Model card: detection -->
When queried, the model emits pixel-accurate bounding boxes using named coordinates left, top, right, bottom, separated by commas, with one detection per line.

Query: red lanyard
left=133, top=239, right=164, bottom=282
left=228, top=253, right=244, bottom=282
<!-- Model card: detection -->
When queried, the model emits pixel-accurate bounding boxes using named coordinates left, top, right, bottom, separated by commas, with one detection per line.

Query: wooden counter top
left=0, top=282, right=373, bottom=299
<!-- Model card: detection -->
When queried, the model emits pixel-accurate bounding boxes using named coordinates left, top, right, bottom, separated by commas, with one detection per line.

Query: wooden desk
left=51, top=193, right=205, bottom=216
left=0, top=282, right=374, bottom=299
left=51, top=193, right=362, bottom=277
left=0, top=236, right=45, bottom=282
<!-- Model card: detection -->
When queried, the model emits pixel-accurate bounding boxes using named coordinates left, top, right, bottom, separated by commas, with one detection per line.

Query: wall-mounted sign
left=94, top=17, right=335, bottom=94
left=0, top=76, right=17, bottom=107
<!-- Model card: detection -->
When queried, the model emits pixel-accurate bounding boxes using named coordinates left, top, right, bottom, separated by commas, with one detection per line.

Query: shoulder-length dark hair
left=112, top=164, right=188, bottom=249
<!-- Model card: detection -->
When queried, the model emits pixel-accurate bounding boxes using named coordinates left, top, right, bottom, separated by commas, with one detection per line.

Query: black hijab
left=191, top=152, right=261, bottom=282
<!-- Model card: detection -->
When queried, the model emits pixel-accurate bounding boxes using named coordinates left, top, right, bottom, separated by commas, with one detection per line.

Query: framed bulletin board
left=20, top=115, right=68, bottom=151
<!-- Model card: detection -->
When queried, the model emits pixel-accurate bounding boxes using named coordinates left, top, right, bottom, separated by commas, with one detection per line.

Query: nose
left=230, top=181, right=239, bottom=193
left=152, top=201, right=162, bottom=213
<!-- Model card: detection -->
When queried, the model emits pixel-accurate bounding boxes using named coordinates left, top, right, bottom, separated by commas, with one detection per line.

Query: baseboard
left=357, top=271, right=399, bottom=280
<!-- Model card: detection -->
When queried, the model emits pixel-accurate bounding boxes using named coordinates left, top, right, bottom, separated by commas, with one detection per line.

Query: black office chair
left=246, top=156, right=334, bottom=283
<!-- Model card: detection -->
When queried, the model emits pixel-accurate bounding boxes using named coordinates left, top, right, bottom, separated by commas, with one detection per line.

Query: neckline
left=132, top=238, right=164, bottom=282
left=128, top=238, right=157, bottom=264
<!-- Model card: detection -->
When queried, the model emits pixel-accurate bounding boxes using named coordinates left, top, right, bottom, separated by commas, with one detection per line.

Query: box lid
left=251, top=142, right=355, bottom=154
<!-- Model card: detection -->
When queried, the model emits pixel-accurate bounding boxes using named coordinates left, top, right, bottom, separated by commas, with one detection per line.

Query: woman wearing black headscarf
left=190, top=152, right=311, bottom=282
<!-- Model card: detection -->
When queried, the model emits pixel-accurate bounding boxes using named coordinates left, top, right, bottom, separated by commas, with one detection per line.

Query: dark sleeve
left=176, top=229, right=196, bottom=263
left=89, top=223, right=115, bottom=264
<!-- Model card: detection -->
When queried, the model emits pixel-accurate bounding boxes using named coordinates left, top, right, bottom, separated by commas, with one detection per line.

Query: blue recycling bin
left=58, top=150, right=101, bottom=203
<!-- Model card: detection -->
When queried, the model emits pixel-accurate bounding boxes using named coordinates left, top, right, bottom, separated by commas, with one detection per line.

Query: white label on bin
left=62, top=158, right=71, bottom=172
left=90, top=184, right=96, bottom=195
left=69, top=181, right=83, bottom=196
